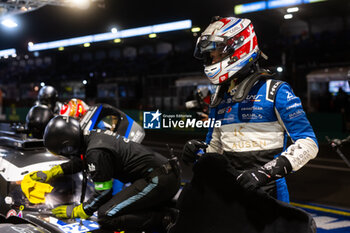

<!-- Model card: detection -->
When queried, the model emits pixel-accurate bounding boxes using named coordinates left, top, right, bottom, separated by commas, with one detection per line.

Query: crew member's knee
left=97, top=206, right=109, bottom=219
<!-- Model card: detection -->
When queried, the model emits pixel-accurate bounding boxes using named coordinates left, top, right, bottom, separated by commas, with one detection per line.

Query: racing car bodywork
left=0, top=105, right=145, bottom=232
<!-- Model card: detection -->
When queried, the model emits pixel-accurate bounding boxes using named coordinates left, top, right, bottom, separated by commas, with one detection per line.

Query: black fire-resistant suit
left=61, top=129, right=181, bottom=231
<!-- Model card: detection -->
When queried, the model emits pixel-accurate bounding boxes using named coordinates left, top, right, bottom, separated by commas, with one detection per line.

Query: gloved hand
left=52, top=204, right=90, bottom=219
left=181, top=139, right=208, bottom=164
left=236, top=167, right=270, bottom=191
left=21, top=173, right=54, bottom=204
left=30, top=165, right=64, bottom=183
left=236, top=156, right=292, bottom=191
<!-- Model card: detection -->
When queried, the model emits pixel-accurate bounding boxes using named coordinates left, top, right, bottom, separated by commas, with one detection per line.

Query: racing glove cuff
left=181, top=139, right=208, bottom=164
left=261, top=155, right=292, bottom=180
left=72, top=204, right=90, bottom=219
left=52, top=204, right=90, bottom=219
left=236, top=156, right=292, bottom=191
left=31, top=165, right=64, bottom=183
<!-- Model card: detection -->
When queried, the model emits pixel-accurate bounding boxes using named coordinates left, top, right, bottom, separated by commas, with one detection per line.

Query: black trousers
left=97, top=168, right=180, bottom=232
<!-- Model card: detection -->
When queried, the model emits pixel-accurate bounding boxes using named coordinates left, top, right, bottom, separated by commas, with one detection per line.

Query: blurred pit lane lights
left=71, top=0, right=91, bottom=9
left=149, top=33, right=157, bottom=38
left=304, top=0, right=327, bottom=2
left=287, top=7, right=299, bottom=12
left=114, top=38, right=121, bottom=43
left=1, top=19, right=18, bottom=28
left=28, top=19, right=192, bottom=52
left=234, top=1, right=267, bottom=14
left=111, top=27, right=118, bottom=34
left=267, top=0, right=302, bottom=10
left=191, top=27, right=201, bottom=33
left=284, top=14, right=293, bottom=19
left=235, top=0, right=327, bottom=15
left=0, top=48, right=17, bottom=58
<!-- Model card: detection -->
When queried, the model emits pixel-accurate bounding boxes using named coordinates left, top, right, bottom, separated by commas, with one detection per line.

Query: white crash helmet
left=194, top=16, right=260, bottom=85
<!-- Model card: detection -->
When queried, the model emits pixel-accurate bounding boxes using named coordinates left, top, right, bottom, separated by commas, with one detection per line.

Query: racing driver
left=182, top=16, right=318, bottom=202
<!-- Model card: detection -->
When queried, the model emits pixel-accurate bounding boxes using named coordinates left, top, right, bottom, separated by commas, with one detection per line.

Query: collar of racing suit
left=210, top=68, right=273, bottom=107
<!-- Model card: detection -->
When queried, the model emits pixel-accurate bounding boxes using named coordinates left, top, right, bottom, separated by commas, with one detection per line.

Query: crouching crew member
left=31, top=115, right=181, bottom=232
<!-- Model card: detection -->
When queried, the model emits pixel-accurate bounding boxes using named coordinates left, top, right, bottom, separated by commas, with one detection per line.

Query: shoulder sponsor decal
left=288, top=109, right=304, bottom=119
left=88, top=163, right=96, bottom=172
left=286, top=103, right=302, bottom=110
left=286, top=91, right=297, bottom=101
left=267, top=80, right=281, bottom=101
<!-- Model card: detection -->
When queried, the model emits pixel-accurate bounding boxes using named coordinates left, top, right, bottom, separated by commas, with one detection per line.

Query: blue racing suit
left=206, top=78, right=318, bottom=202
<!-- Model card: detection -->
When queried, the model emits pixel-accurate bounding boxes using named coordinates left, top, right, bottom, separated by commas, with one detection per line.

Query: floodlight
left=71, top=0, right=91, bottom=9
left=1, top=19, right=18, bottom=28
left=111, top=27, right=118, bottom=34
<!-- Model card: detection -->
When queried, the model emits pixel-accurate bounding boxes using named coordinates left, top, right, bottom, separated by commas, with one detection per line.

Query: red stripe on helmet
left=220, top=18, right=232, bottom=26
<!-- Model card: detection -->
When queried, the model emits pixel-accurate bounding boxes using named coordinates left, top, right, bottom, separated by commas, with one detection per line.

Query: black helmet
left=38, top=86, right=58, bottom=110
left=26, top=105, right=54, bottom=138
left=44, top=116, right=83, bottom=156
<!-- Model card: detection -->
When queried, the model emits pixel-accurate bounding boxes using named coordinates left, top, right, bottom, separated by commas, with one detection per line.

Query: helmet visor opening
left=201, top=48, right=231, bottom=66
left=194, top=35, right=242, bottom=65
